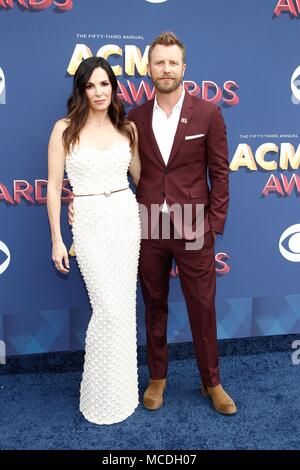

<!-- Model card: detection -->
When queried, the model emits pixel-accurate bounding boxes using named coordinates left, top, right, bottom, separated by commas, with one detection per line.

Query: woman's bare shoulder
left=53, top=118, right=70, bottom=133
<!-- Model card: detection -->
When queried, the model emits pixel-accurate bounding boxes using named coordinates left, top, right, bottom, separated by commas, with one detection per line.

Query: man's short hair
left=148, top=31, right=186, bottom=63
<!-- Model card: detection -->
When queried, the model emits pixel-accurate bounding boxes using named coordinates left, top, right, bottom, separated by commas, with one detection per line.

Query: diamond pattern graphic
left=70, top=308, right=91, bottom=350
left=217, top=298, right=253, bottom=339
left=253, top=295, right=300, bottom=336
left=1, top=294, right=300, bottom=356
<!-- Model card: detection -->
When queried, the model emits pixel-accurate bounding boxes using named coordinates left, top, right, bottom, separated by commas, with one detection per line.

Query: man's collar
left=154, top=87, right=185, bottom=112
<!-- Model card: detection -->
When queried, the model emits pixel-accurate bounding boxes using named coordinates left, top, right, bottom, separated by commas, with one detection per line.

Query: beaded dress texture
left=65, top=142, right=141, bottom=425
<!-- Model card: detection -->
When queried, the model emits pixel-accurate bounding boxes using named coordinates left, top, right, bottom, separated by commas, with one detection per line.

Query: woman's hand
left=52, top=241, right=70, bottom=274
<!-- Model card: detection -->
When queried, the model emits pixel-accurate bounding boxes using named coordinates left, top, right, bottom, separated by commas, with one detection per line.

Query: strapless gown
left=65, top=142, right=141, bottom=425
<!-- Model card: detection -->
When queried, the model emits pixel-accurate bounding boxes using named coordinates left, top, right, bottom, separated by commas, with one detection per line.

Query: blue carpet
left=0, top=351, right=299, bottom=450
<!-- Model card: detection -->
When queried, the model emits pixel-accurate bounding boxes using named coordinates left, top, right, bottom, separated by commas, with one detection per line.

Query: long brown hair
left=63, top=56, right=135, bottom=155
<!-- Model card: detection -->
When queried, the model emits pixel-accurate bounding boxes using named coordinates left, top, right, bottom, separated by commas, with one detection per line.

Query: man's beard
left=154, top=76, right=182, bottom=94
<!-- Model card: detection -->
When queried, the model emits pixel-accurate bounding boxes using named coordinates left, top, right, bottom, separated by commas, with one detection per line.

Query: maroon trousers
left=139, top=214, right=220, bottom=387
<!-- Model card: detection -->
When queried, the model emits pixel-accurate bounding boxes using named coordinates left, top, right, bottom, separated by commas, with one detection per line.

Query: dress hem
left=79, top=401, right=139, bottom=426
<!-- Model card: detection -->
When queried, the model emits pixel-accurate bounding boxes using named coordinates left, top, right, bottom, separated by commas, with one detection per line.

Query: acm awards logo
left=67, top=45, right=239, bottom=106
left=0, top=179, right=72, bottom=205
left=0, top=240, right=10, bottom=275
left=274, top=0, right=300, bottom=16
left=230, top=142, right=300, bottom=197
left=0, top=67, right=5, bottom=104
left=171, top=252, right=230, bottom=277
left=0, top=0, right=73, bottom=10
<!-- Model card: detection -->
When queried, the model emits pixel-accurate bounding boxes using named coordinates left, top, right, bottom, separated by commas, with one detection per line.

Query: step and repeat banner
left=0, top=0, right=300, bottom=356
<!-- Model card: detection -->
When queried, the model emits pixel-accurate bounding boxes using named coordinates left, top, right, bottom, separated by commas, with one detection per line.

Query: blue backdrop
left=1, top=0, right=300, bottom=356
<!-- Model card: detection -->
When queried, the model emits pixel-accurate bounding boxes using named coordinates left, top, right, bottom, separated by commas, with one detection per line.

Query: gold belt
left=73, top=187, right=129, bottom=198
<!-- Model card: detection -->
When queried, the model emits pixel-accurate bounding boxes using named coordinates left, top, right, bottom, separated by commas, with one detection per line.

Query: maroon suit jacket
left=128, top=91, right=229, bottom=240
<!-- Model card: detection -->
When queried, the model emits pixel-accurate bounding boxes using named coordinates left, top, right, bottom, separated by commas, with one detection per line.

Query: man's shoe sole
left=143, top=399, right=164, bottom=411
left=201, top=387, right=237, bottom=415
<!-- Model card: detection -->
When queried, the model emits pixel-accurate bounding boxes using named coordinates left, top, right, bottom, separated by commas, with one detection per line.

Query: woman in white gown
left=47, top=57, right=141, bottom=425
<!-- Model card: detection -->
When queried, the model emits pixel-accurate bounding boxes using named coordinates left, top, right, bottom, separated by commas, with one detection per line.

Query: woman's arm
left=128, top=121, right=141, bottom=187
left=47, top=120, right=70, bottom=274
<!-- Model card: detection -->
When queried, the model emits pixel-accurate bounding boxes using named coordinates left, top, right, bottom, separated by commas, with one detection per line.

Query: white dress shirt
left=152, top=88, right=185, bottom=212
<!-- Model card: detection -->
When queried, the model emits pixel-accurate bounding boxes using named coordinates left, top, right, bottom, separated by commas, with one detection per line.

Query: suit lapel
left=167, top=92, right=195, bottom=168
left=143, top=99, right=166, bottom=167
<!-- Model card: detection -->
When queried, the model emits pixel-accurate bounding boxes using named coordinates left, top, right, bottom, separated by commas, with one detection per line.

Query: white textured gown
left=65, top=141, right=141, bottom=425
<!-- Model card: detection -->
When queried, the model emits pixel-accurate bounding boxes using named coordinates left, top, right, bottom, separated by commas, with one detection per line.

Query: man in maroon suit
left=128, top=32, right=236, bottom=415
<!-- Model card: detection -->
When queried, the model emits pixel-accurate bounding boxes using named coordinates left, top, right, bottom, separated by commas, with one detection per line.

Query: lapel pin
left=180, top=117, right=188, bottom=124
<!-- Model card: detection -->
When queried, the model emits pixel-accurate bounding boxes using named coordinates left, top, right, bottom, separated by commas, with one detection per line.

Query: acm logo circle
left=291, top=65, right=300, bottom=104
left=145, top=0, right=167, bottom=3
left=0, top=68, right=5, bottom=94
left=0, top=240, right=11, bottom=274
left=279, top=224, right=300, bottom=262
left=0, top=67, right=5, bottom=104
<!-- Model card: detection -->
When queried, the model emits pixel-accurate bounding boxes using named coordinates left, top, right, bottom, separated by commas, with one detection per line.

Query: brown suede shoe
left=143, top=379, right=166, bottom=410
left=201, top=384, right=237, bottom=415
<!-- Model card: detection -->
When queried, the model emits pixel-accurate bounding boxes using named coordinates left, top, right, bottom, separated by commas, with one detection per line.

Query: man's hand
left=68, top=198, right=74, bottom=226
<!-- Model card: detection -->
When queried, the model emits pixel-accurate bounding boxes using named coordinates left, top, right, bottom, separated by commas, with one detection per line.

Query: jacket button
left=164, top=169, right=169, bottom=174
